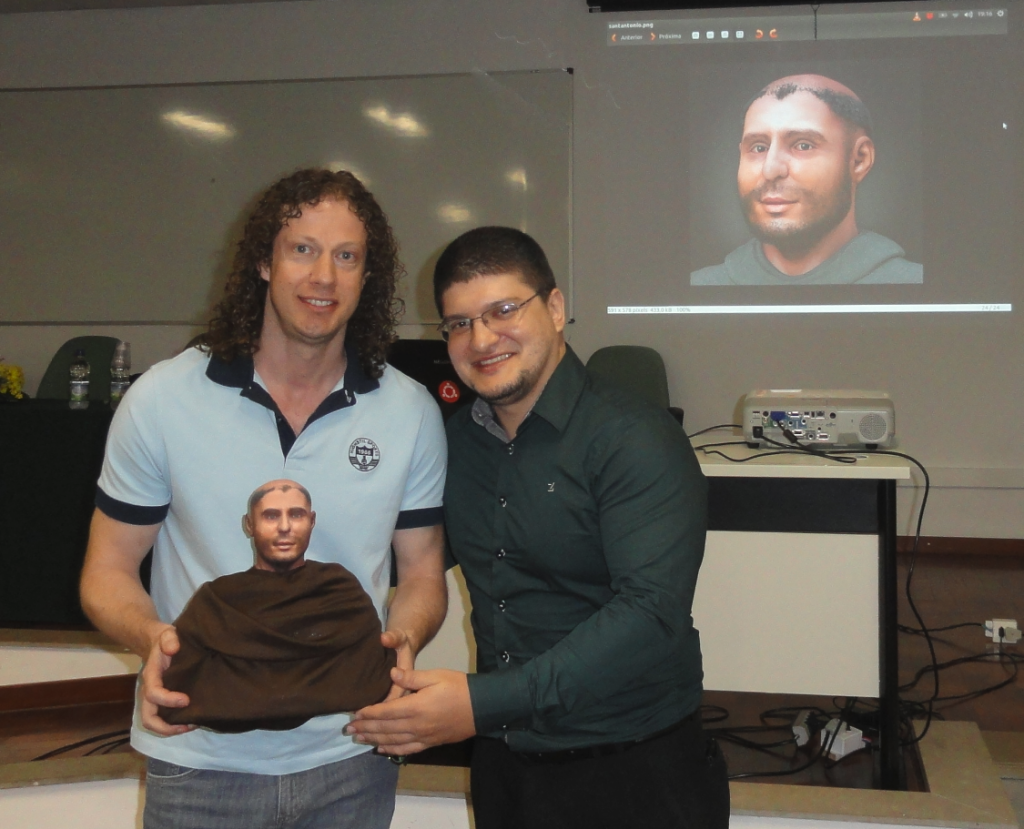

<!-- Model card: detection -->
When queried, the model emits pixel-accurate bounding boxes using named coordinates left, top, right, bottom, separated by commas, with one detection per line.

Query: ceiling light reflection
left=506, top=169, right=528, bottom=191
left=161, top=110, right=236, bottom=141
left=328, top=160, right=371, bottom=186
left=363, top=104, right=429, bottom=137
left=437, top=203, right=472, bottom=224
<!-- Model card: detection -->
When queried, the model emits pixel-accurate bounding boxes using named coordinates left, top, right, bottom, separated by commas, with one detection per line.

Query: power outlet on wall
left=984, top=619, right=1021, bottom=645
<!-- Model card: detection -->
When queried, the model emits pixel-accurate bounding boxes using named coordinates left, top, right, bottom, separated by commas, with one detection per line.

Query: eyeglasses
left=438, top=292, right=542, bottom=342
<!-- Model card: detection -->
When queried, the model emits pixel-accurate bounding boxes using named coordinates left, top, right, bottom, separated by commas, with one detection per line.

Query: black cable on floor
left=32, top=729, right=131, bottom=762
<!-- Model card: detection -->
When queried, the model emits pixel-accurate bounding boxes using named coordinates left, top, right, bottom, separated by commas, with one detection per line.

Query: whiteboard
left=0, top=70, right=572, bottom=325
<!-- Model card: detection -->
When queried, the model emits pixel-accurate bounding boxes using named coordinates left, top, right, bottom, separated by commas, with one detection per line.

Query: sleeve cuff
left=395, top=506, right=444, bottom=530
left=95, top=487, right=169, bottom=525
left=467, top=668, right=533, bottom=734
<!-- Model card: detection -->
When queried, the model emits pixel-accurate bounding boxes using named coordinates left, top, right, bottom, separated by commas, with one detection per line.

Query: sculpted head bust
left=242, top=479, right=316, bottom=573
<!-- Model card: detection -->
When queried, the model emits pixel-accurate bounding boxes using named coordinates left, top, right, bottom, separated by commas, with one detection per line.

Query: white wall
left=1, top=0, right=1021, bottom=539
left=0, top=645, right=140, bottom=686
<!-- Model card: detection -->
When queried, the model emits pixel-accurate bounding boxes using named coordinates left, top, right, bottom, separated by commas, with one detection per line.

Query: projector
left=742, top=390, right=895, bottom=449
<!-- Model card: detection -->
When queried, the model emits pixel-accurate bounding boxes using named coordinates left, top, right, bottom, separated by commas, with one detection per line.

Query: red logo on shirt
left=439, top=380, right=461, bottom=403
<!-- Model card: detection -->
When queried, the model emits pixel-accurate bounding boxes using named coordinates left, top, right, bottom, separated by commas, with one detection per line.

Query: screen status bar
left=606, top=8, right=1008, bottom=45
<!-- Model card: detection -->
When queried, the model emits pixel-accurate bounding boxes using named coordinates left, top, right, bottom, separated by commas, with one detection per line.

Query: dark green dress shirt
left=444, top=345, right=708, bottom=752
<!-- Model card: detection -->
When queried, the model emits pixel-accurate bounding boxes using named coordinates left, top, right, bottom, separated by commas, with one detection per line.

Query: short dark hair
left=247, top=481, right=312, bottom=515
left=750, top=81, right=873, bottom=138
left=433, top=226, right=557, bottom=316
left=205, top=168, right=404, bottom=379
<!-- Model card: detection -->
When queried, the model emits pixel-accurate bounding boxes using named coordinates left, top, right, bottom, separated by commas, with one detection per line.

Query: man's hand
left=380, top=628, right=416, bottom=701
left=345, top=668, right=476, bottom=756
left=140, top=625, right=194, bottom=736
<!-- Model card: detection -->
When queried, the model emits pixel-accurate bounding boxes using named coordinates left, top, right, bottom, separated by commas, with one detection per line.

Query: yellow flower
left=0, top=362, right=25, bottom=399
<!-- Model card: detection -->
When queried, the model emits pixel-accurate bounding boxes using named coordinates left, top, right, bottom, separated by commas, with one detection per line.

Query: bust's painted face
left=244, top=484, right=316, bottom=573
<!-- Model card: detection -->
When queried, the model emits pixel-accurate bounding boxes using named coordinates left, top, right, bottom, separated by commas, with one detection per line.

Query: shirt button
left=499, top=497, right=507, bottom=507
left=496, top=549, right=506, bottom=559
left=498, top=600, right=507, bottom=611
left=508, top=443, right=515, bottom=455
left=501, top=651, right=510, bottom=663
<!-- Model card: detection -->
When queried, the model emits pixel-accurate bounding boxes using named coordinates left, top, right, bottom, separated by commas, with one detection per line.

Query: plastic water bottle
left=69, top=348, right=90, bottom=410
left=110, top=341, right=131, bottom=410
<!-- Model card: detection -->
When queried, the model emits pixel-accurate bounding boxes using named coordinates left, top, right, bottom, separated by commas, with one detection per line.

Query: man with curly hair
left=81, top=169, right=447, bottom=829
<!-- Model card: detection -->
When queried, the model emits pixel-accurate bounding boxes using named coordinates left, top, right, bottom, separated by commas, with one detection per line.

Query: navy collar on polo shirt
left=206, top=344, right=379, bottom=456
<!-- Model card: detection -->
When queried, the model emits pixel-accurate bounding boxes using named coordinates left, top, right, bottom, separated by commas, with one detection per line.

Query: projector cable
left=826, top=448, right=937, bottom=744
left=686, top=423, right=742, bottom=439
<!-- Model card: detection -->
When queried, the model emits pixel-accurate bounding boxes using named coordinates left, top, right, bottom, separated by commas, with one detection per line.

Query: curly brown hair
left=205, top=168, right=404, bottom=379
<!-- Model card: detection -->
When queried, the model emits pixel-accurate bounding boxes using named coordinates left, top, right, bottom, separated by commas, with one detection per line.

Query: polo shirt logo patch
left=348, top=438, right=381, bottom=472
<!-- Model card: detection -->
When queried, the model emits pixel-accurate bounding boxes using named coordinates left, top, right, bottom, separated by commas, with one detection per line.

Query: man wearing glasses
left=347, top=226, right=729, bottom=829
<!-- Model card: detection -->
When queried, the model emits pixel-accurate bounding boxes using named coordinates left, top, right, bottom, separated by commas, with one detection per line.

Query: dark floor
left=896, top=552, right=1024, bottom=732
left=0, top=701, right=133, bottom=765
left=701, top=551, right=1024, bottom=789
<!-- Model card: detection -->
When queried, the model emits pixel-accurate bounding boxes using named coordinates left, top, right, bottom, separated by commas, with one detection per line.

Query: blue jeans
left=143, top=750, right=399, bottom=829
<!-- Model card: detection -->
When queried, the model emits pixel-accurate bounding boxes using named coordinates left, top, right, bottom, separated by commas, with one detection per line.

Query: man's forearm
left=79, top=509, right=168, bottom=659
left=386, top=573, right=448, bottom=656
left=81, top=566, right=169, bottom=658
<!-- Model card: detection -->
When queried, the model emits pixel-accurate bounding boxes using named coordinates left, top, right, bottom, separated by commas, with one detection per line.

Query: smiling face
left=738, top=89, right=872, bottom=259
left=259, top=198, right=368, bottom=350
left=441, top=272, right=565, bottom=420
left=243, top=483, right=316, bottom=573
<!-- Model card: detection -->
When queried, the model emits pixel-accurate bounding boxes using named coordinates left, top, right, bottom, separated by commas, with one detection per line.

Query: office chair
left=35, top=336, right=120, bottom=403
left=585, top=345, right=684, bottom=426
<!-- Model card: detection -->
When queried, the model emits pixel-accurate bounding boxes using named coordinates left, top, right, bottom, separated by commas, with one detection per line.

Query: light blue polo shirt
left=96, top=345, right=446, bottom=774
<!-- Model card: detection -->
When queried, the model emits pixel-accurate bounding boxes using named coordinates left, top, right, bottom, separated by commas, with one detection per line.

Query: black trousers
left=470, top=716, right=731, bottom=829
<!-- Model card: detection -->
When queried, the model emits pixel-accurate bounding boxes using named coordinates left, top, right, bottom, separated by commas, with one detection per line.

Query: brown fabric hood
left=159, top=560, right=395, bottom=733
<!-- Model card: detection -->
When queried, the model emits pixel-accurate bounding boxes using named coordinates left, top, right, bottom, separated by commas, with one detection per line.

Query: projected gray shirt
left=690, top=231, right=923, bottom=286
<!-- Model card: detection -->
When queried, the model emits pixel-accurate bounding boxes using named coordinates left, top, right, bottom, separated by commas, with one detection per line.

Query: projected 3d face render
left=345, top=226, right=730, bottom=829
left=691, top=73, right=923, bottom=286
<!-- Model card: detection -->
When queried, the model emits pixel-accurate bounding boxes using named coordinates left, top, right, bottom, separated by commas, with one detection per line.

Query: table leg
left=877, top=479, right=903, bottom=789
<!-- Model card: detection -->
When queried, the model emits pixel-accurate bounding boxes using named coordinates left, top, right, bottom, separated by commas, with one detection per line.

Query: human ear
left=546, top=288, right=567, bottom=333
left=850, top=135, right=875, bottom=184
left=242, top=514, right=254, bottom=537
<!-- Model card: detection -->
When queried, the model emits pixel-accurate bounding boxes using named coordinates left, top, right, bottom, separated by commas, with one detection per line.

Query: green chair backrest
left=585, top=345, right=671, bottom=410
left=36, top=336, right=121, bottom=403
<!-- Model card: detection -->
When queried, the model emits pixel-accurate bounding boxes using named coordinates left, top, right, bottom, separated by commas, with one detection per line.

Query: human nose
left=278, top=512, right=292, bottom=533
left=760, top=142, right=789, bottom=182
left=469, top=316, right=501, bottom=351
left=309, top=252, right=336, bottom=285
